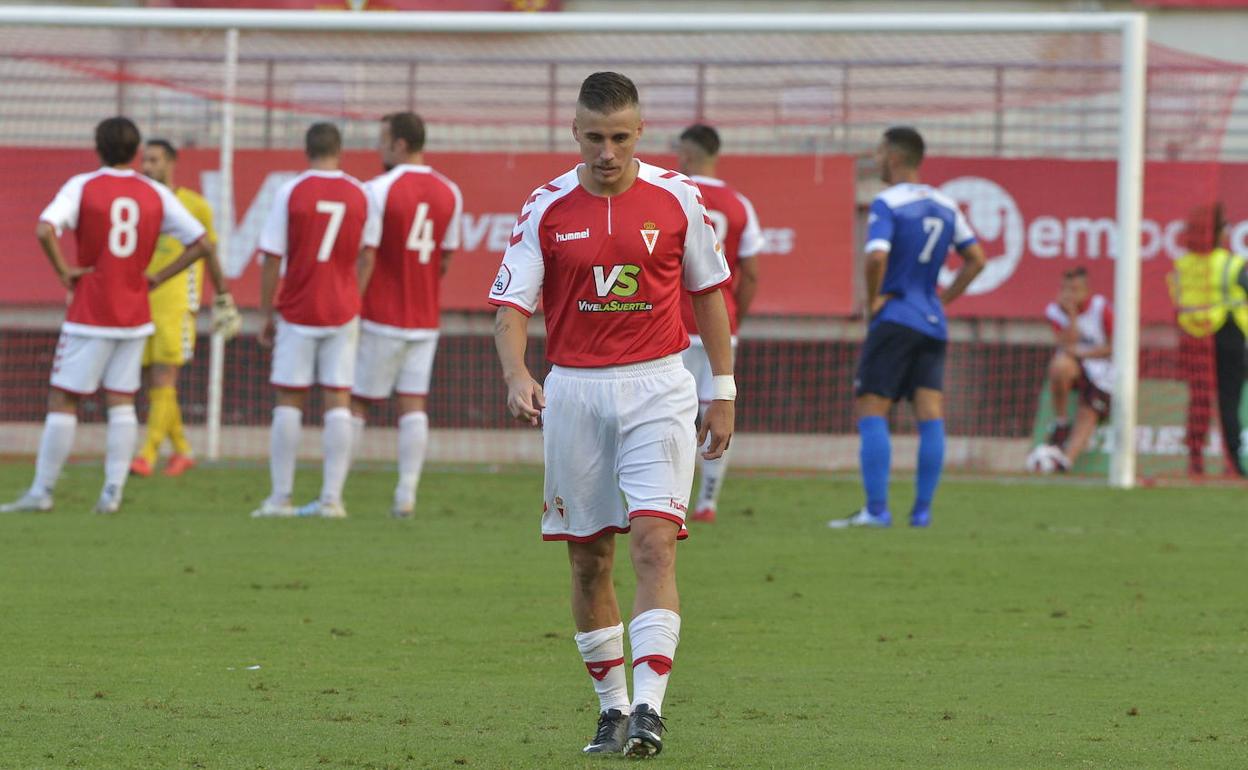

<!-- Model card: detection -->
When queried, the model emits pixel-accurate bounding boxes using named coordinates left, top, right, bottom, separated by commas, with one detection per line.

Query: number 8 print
left=109, top=197, right=140, bottom=258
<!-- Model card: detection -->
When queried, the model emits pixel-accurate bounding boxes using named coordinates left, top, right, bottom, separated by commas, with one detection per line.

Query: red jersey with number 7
left=39, top=167, right=206, bottom=337
left=258, top=169, right=380, bottom=328
left=361, top=164, right=462, bottom=334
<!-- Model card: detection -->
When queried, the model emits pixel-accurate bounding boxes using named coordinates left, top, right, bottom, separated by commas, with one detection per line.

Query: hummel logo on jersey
left=556, top=228, right=590, bottom=243
left=640, top=220, right=660, bottom=255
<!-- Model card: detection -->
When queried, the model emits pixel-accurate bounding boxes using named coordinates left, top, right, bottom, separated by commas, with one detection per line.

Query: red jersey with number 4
left=39, top=168, right=205, bottom=336
left=489, top=161, right=731, bottom=368
left=258, top=169, right=379, bottom=328
left=679, top=175, right=763, bottom=336
left=362, top=164, right=463, bottom=334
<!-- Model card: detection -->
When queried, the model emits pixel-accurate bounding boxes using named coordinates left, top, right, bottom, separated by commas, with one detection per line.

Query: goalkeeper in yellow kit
left=130, top=139, right=241, bottom=477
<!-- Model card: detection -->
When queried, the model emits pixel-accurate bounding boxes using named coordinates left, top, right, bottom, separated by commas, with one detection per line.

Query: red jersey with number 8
left=39, top=167, right=206, bottom=336
left=362, top=164, right=462, bottom=332
left=258, top=169, right=379, bottom=328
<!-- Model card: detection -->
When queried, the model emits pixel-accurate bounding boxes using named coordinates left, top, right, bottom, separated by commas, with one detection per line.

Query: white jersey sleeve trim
left=637, top=163, right=730, bottom=294
left=39, top=172, right=93, bottom=236
left=1044, top=301, right=1068, bottom=328
left=257, top=174, right=300, bottom=258
left=148, top=178, right=207, bottom=246
left=736, top=191, right=765, bottom=259
left=488, top=168, right=578, bottom=315
left=437, top=171, right=464, bottom=251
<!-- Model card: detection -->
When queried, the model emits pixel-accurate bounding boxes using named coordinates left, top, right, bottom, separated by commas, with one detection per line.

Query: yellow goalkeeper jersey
left=146, top=186, right=215, bottom=315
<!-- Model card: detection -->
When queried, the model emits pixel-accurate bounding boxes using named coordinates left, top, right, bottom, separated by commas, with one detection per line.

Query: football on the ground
left=1025, top=444, right=1067, bottom=474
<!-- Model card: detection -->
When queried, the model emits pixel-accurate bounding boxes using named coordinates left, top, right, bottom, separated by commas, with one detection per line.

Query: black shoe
left=582, top=708, right=628, bottom=755
left=623, top=703, right=666, bottom=758
left=1046, top=420, right=1070, bottom=449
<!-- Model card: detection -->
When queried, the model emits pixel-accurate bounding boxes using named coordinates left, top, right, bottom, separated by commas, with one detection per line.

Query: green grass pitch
left=0, top=461, right=1245, bottom=768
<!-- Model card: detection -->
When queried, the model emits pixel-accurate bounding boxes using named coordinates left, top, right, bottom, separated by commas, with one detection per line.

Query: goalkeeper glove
left=211, top=293, right=242, bottom=341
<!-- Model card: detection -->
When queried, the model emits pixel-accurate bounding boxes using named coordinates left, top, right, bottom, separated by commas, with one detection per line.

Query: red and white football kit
left=258, top=169, right=380, bottom=390
left=489, top=160, right=730, bottom=542
left=40, top=167, right=206, bottom=395
left=353, top=164, right=462, bottom=400
left=1046, top=293, right=1114, bottom=418
left=678, top=175, right=762, bottom=404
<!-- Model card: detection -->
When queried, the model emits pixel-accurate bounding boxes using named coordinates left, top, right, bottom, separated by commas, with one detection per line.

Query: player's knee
left=47, top=388, right=76, bottom=414
left=1049, top=353, right=1077, bottom=381
left=568, top=542, right=614, bottom=587
left=629, top=526, right=676, bottom=576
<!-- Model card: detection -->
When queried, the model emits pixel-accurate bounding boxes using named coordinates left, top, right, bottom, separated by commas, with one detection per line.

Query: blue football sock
left=858, top=416, right=891, bottom=516
left=915, top=419, right=946, bottom=513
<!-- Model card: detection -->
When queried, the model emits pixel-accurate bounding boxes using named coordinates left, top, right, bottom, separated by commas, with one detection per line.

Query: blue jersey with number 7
left=865, top=183, right=977, bottom=341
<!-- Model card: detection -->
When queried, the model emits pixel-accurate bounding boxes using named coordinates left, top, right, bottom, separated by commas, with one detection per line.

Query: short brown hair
left=680, top=124, right=720, bottom=157
left=382, top=111, right=425, bottom=153
left=305, top=122, right=342, bottom=160
left=1063, top=267, right=1088, bottom=280
left=96, top=117, right=141, bottom=166
left=577, top=72, right=639, bottom=114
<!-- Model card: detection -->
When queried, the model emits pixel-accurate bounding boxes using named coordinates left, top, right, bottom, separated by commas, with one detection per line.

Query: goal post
left=0, top=8, right=1154, bottom=485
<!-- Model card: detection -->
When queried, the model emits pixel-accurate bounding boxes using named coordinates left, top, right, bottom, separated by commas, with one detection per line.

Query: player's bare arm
left=864, top=248, right=890, bottom=319
left=734, top=258, right=760, bottom=322
left=939, top=241, right=987, bottom=306
left=257, top=253, right=282, bottom=349
left=691, top=289, right=735, bottom=460
left=35, top=222, right=91, bottom=290
left=440, top=249, right=454, bottom=277
left=148, top=238, right=211, bottom=289
left=493, top=306, right=544, bottom=426
left=356, top=246, right=377, bottom=295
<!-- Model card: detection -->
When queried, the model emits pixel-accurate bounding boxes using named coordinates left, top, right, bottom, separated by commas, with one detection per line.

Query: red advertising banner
left=920, top=157, right=1248, bottom=324
left=0, top=149, right=855, bottom=318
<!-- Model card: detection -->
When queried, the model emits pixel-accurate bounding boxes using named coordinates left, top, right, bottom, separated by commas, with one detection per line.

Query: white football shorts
left=540, top=353, right=698, bottom=542
left=270, top=316, right=359, bottom=390
left=352, top=328, right=439, bottom=400
left=680, top=334, right=738, bottom=405
left=50, top=331, right=146, bottom=396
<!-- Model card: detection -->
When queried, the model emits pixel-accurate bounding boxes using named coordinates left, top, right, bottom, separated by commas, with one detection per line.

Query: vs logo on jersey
left=640, top=221, right=660, bottom=256
left=579, top=264, right=653, bottom=313
left=592, top=264, right=641, bottom=298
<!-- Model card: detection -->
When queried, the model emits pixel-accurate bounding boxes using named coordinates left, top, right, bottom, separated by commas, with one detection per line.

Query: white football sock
left=395, top=411, right=429, bottom=509
left=104, top=405, right=138, bottom=491
left=696, top=445, right=731, bottom=511
left=574, top=623, right=630, bottom=714
left=269, top=405, right=302, bottom=503
left=350, top=414, right=365, bottom=466
left=629, top=609, right=681, bottom=715
left=31, top=412, right=77, bottom=497
left=320, top=407, right=353, bottom=505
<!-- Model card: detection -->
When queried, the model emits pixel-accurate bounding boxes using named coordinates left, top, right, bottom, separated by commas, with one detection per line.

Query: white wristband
left=712, top=375, right=737, bottom=401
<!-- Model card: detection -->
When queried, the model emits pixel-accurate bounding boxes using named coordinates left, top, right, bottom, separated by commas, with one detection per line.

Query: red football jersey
left=258, top=170, right=379, bottom=328
left=361, top=164, right=463, bottom=335
left=679, top=175, right=763, bottom=336
left=39, top=168, right=205, bottom=337
left=489, top=161, right=731, bottom=368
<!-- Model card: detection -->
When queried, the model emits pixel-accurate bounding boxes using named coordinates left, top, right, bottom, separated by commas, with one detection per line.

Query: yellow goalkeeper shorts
left=143, top=311, right=197, bottom=367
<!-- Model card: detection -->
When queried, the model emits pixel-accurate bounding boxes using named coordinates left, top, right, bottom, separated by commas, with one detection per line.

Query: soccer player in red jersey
left=350, top=112, right=462, bottom=517
left=1, top=117, right=213, bottom=515
left=249, top=123, right=380, bottom=519
left=675, top=124, right=763, bottom=523
left=490, top=72, right=735, bottom=758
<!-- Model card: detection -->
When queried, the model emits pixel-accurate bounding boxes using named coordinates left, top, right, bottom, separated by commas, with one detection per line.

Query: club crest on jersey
left=640, top=221, right=660, bottom=255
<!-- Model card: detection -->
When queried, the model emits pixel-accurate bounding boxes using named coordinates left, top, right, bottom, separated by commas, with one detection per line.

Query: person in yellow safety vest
left=1168, top=202, right=1248, bottom=478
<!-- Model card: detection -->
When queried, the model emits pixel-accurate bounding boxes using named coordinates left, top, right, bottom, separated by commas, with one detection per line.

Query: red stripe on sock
left=585, top=657, right=625, bottom=681
left=633, top=654, right=673, bottom=676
